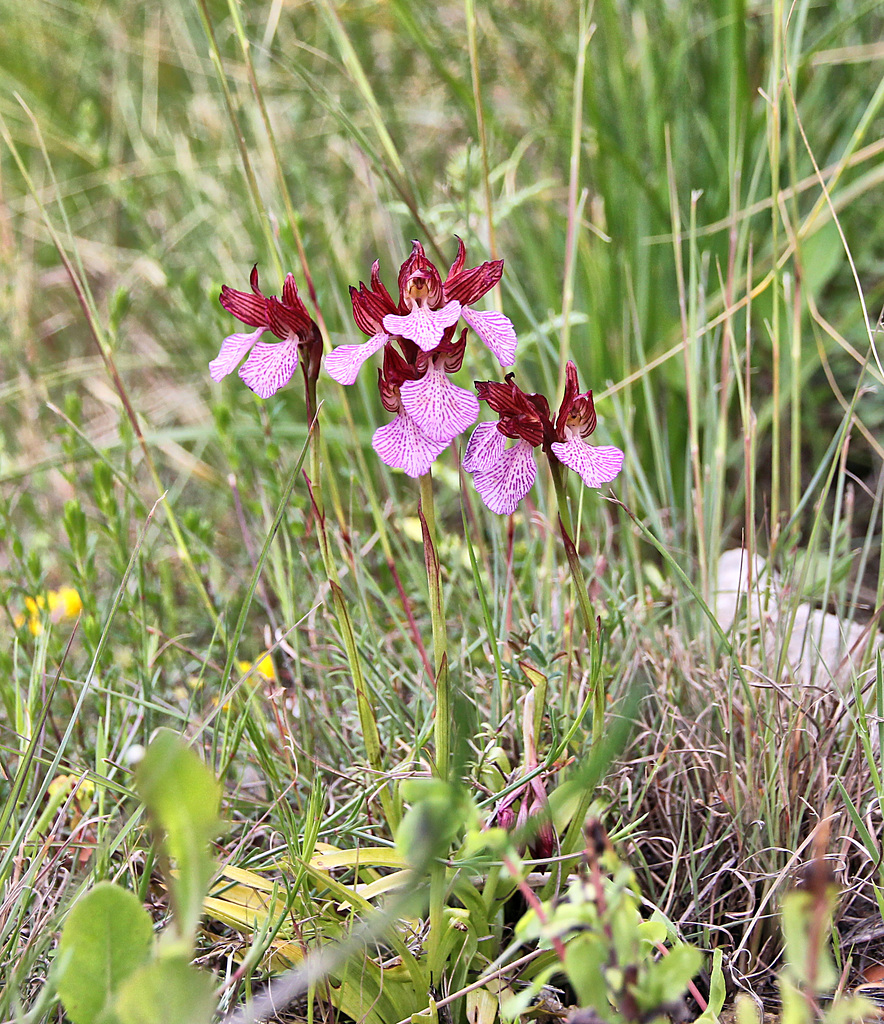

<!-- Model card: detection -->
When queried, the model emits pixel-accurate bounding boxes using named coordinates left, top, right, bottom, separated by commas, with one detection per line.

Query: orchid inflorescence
left=209, top=265, right=322, bottom=401
left=463, top=363, right=624, bottom=515
left=210, top=240, right=624, bottom=512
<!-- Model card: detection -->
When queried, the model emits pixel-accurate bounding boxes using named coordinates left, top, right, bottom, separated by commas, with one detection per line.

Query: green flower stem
left=418, top=472, right=446, bottom=673
left=417, top=470, right=452, bottom=982
left=548, top=455, right=604, bottom=751
left=419, top=471, right=450, bottom=781
left=427, top=858, right=446, bottom=988
left=305, top=393, right=396, bottom=829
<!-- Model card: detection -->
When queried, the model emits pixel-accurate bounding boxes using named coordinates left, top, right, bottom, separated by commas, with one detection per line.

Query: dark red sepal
left=414, top=325, right=465, bottom=375
left=219, top=279, right=268, bottom=328
left=475, top=375, right=550, bottom=447
left=281, top=273, right=308, bottom=312
left=350, top=260, right=398, bottom=335
left=447, top=237, right=467, bottom=280
left=266, top=295, right=313, bottom=340
left=554, top=361, right=597, bottom=440
left=444, top=256, right=504, bottom=305
left=378, top=345, right=418, bottom=412
left=438, top=327, right=469, bottom=374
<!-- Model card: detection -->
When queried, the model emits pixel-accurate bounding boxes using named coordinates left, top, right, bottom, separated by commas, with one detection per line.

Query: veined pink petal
left=209, top=327, right=266, bottom=381
left=399, top=363, right=479, bottom=443
left=463, top=421, right=506, bottom=473
left=550, top=437, right=624, bottom=487
left=472, top=440, right=537, bottom=515
left=325, top=332, right=388, bottom=385
left=372, top=412, right=448, bottom=477
left=383, top=299, right=462, bottom=352
left=239, top=338, right=300, bottom=399
left=461, top=307, right=518, bottom=367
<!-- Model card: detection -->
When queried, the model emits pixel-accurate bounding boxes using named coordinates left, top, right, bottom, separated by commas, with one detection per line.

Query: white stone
left=715, top=548, right=878, bottom=686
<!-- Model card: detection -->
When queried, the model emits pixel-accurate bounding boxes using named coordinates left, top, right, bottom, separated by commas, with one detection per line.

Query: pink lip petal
left=238, top=338, right=300, bottom=399
left=463, top=421, right=506, bottom=474
left=325, top=331, right=389, bottom=385
left=461, top=307, right=518, bottom=367
left=383, top=299, right=462, bottom=352
left=209, top=327, right=266, bottom=382
left=472, top=440, right=537, bottom=515
left=550, top=437, right=624, bottom=487
left=372, top=412, right=448, bottom=477
left=399, top=364, right=479, bottom=443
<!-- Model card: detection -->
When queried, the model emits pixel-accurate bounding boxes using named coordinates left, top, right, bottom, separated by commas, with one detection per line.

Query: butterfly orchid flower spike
left=463, top=362, right=625, bottom=515
left=325, top=240, right=518, bottom=476
left=210, top=266, right=322, bottom=402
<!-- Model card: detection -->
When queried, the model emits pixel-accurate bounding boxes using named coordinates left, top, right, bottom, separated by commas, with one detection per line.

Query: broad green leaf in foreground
left=57, top=881, right=154, bottom=1024
left=135, top=731, right=222, bottom=945
left=114, top=956, right=216, bottom=1024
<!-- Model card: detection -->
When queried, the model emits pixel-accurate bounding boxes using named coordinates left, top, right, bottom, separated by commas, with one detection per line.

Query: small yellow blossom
left=237, top=653, right=276, bottom=683
left=209, top=654, right=276, bottom=712
left=15, top=587, right=83, bottom=635
left=48, top=587, right=83, bottom=619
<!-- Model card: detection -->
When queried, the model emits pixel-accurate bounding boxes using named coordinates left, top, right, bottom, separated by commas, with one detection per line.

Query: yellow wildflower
left=15, top=587, right=83, bottom=635
left=48, top=587, right=83, bottom=619
left=237, top=653, right=276, bottom=683
left=211, top=654, right=277, bottom=712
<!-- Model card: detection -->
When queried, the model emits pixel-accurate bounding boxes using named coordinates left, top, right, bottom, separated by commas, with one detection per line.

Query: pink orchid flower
left=326, top=240, right=512, bottom=473
left=210, top=266, right=321, bottom=399
left=324, top=261, right=398, bottom=386
left=463, top=362, right=624, bottom=515
left=386, top=239, right=518, bottom=363
left=325, top=239, right=518, bottom=387
left=371, top=330, right=479, bottom=477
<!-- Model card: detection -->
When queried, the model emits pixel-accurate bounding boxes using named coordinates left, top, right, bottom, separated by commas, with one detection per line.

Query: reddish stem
left=502, top=854, right=567, bottom=963
left=387, top=557, right=434, bottom=681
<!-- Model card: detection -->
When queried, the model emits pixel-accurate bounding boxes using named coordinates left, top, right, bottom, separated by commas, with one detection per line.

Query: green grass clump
left=2, top=0, right=884, bottom=1019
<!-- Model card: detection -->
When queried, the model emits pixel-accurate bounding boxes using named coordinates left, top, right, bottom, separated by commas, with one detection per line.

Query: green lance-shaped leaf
left=694, top=949, right=727, bottom=1024
left=780, top=887, right=839, bottom=993
left=113, top=955, right=216, bottom=1024
left=562, top=933, right=608, bottom=1012
left=56, top=881, right=154, bottom=1024
left=135, top=730, right=222, bottom=946
left=633, top=944, right=703, bottom=1015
